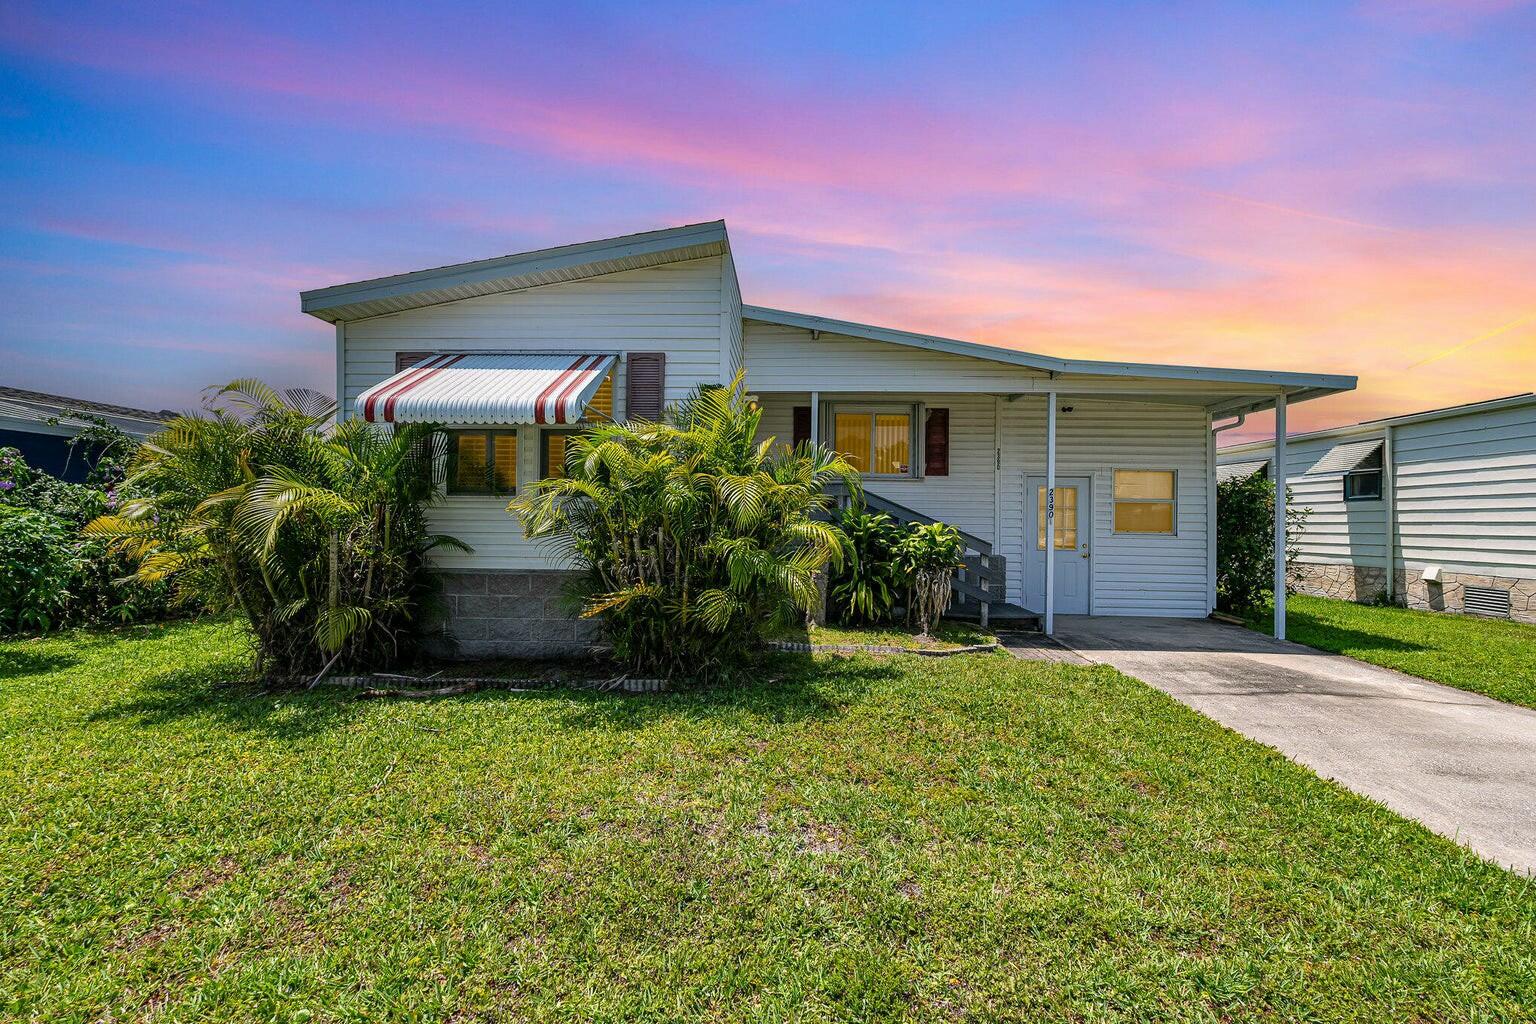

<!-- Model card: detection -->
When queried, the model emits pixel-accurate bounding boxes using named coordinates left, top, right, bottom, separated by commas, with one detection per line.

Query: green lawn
left=3, top=621, right=1535, bottom=1021
left=769, top=619, right=998, bottom=651
left=1247, top=594, right=1536, bottom=710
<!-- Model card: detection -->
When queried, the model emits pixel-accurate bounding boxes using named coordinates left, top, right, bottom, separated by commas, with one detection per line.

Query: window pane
left=454, top=434, right=489, bottom=492
left=834, top=413, right=871, bottom=472
left=492, top=434, right=518, bottom=493
left=874, top=414, right=911, bottom=474
left=544, top=432, right=568, bottom=479
left=1036, top=486, right=1078, bottom=549
left=1114, top=500, right=1174, bottom=533
left=1344, top=470, right=1381, bottom=500
left=1114, top=470, right=1175, bottom=500
left=585, top=375, right=613, bottom=421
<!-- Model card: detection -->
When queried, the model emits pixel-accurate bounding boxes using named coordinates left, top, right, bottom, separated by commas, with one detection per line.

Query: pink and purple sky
left=2, top=1, right=1533, bottom=441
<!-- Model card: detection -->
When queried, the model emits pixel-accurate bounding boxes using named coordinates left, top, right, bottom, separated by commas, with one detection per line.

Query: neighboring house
left=302, top=221, right=1353, bottom=655
left=1219, top=393, right=1536, bottom=624
left=0, top=385, right=170, bottom=483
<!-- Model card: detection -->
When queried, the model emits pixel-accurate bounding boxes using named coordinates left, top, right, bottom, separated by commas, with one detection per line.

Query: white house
left=1219, top=393, right=1536, bottom=624
left=302, top=221, right=1353, bottom=656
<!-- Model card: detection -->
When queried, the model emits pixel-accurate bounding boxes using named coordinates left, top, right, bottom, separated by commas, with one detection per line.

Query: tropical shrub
left=895, top=521, right=966, bottom=635
left=0, top=443, right=173, bottom=631
left=511, top=375, right=854, bottom=679
left=829, top=507, right=903, bottom=625
left=1216, top=472, right=1309, bottom=613
left=0, top=507, right=75, bottom=633
left=86, top=381, right=463, bottom=677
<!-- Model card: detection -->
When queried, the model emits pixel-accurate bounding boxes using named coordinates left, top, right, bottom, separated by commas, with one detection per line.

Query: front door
left=1025, top=476, right=1091, bottom=615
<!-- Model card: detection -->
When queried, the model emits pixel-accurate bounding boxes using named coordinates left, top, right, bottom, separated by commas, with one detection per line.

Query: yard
left=4, top=621, right=1535, bottom=1022
left=1247, top=594, right=1536, bottom=710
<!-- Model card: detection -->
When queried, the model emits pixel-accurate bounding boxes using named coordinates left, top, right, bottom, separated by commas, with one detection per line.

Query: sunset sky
left=2, top=1, right=1533, bottom=441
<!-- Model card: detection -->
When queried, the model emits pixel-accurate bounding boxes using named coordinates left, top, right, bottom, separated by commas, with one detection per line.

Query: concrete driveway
left=1049, top=615, right=1536, bottom=875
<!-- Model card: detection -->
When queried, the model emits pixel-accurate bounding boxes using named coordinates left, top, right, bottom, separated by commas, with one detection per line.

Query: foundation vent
left=1463, top=585, right=1511, bottom=618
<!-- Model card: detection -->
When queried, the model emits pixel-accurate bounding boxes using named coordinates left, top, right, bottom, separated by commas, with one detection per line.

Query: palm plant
left=829, top=507, right=903, bottom=625
left=511, top=374, right=855, bottom=678
left=86, top=380, right=463, bottom=677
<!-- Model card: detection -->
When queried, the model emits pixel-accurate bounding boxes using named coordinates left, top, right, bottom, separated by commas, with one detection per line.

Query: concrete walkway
left=1046, top=615, right=1536, bottom=875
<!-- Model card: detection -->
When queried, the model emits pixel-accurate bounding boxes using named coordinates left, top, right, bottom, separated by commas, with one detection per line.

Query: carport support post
left=809, top=391, right=820, bottom=446
left=1273, top=393, right=1287, bottom=641
left=1044, top=391, right=1057, bottom=635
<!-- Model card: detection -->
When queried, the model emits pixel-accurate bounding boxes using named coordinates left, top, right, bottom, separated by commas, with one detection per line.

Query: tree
left=511, top=375, right=853, bottom=678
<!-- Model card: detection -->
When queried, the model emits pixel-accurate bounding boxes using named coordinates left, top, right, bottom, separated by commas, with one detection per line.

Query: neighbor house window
left=1113, top=469, right=1176, bottom=534
left=446, top=430, right=517, bottom=495
left=1343, top=469, right=1382, bottom=502
left=832, top=407, right=915, bottom=476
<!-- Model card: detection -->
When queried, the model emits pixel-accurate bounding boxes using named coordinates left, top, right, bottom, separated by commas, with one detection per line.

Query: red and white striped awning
left=356, top=353, right=616, bottom=425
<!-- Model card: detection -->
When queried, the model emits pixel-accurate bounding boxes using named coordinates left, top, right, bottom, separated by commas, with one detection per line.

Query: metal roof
left=355, top=353, right=616, bottom=425
left=303, top=221, right=730, bottom=324
left=0, top=385, right=172, bottom=437
left=1217, top=459, right=1269, bottom=483
left=742, top=305, right=1354, bottom=403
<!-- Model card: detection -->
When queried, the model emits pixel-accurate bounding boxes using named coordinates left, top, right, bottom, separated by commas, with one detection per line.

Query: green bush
left=829, top=508, right=903, bottom=625
left=1216, top=472, right=1309, bottom=613
left=895, top=521, right=966, bottom=634
left=0, top=445, right=172, bottom=632
left=512, top=375, right=853, bottom=679
left=86, top=381, right=462, bottom=677
left=0, top=507, right=75, bottom=633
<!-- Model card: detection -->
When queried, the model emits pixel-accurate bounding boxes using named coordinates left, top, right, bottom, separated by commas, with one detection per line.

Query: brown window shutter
left=924, top=408, right=950, bottom=476
left=792, top=406, right=811, bottom=446
left=395, top=351, right=434, bottom=373
left=625, top=352, right=666, bottom=421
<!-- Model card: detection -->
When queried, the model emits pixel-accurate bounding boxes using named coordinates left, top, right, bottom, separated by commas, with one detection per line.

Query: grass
left=769, top=618, right=998, bottom=650
left=3, top=620, right=1535, bottom=1021
left=1245, top=594, right=1536, bottom=710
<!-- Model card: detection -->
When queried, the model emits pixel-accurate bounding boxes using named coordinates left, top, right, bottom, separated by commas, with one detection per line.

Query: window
left=542, top=429, right=576, bottom=478
left=1113, top=469, right=1175, bottom=534
left=1343, top=469, right=1382, bottom=502
left=1036, top=485, right=1080, bottom=550
left=832, top=407, right=915, bottom=476
left=585, top=374, right=614, bottom=422
left=446, top=430, right=517, bottom=495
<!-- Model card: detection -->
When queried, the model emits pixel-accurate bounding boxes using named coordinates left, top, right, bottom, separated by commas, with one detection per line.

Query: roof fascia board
left=744, top=305, right=1355, bottom=392
left=303, top=221, right=728, bottom=317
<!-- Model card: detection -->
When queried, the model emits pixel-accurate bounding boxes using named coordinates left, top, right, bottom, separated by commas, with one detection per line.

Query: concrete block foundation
left=435, top=570, right=601, bottom=658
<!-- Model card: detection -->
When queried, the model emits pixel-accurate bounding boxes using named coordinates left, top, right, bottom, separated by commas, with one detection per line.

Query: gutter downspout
left=1209, top=413, right=1247, bottom=613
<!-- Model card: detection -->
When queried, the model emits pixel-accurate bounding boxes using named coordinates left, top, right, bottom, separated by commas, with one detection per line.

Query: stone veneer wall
left=1287, top=561, right=1536, bottom=625
left=435, top=570, right=600, bottom=658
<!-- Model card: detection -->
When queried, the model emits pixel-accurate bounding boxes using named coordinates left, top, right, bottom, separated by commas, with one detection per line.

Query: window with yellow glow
left=542, top=430, right=576, bottom=478
left=584, top=374, right=613, bottom=422
left=447, top=430, right=518, bottom=495
left=832, top=408, right=914, bottom=476
left=1036, top=485, right=1079, bottom=549
left=1112, top=469, right=1175, bottom=534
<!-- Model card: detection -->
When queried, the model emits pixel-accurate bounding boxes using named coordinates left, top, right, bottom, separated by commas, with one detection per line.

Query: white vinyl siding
left=999, top=400, right=1211, bottom=616
left=758, top=393, right=1212, bottom=617
left=342, top=256, right=728, bottom=570
left=1221, top=397, right=1536, bottom=581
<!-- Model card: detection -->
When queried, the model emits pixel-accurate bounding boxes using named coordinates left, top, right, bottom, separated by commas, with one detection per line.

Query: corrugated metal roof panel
left=1217, top=459, right=1269, bottom=483
left=355, top=353, right=616, bottom=425
left=1308, top=438, right=1384, bottom=475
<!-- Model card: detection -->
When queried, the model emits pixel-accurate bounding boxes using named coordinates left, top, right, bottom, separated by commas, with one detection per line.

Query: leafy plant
left=511, top=374, right=854, bottom=679
left=895, top=521, right=966, bottom=635
left=1216, top=472, right=1309, bottom=613
left=86, top=380, right=463, bottom=677
left=829, top=507, right=903, bottom=625
left=0, top=507, right=75, bottom=634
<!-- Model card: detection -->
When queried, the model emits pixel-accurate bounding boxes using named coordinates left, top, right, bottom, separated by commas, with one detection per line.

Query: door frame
left=1024, top=474, right=1094, bottom=615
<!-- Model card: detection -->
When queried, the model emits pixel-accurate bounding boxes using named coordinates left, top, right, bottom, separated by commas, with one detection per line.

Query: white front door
left=1025, top=476, right=1092, bottom=615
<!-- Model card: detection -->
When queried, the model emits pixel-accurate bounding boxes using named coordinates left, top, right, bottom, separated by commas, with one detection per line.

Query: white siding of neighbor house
left=1220, top=398, right=1536, bottom=581
left=342, top=256, right=729, bottom=570
left=756, top=393, right=1213, bottom=617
